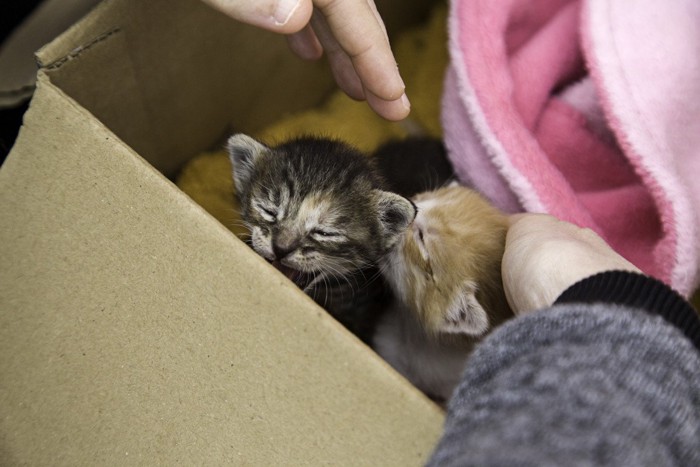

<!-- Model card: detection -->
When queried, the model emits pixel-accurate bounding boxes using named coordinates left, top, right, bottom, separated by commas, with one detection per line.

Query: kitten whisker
left=324, top=264, right=355, bottom=297
left=376, top=260, right=391, bottom=277
left=339, top=259, right=380, bottom=292
left=225, top=219, right=249, bottom=227
left=333, top=275, right=346, bottom=304
left=304, top=270, right=322, bottom=293
left=365, top=267, right=385, bottom=287
left=351, top=267, right=375, bottom=292
left=337, top=257, right=371, bottom=273
left=223, top=205, right=246, bottom=219
left=323, top=273, right=331, bottom=308
left=228, top=134, right=424, bottom=346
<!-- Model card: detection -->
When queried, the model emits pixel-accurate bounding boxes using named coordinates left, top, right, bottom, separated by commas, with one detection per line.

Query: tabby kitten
left=226, top=134, right=416, bottom=344
left=375, top=184, right=513, bottom=401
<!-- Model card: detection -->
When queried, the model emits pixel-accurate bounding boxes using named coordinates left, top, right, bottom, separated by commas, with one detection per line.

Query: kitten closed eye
left=413, top=226, right=430, bottom=262
left=227, top=133, right=412, bottom=346
left=256, top=204, right=278, bottom=223
left=376, top=185, right=515, bottom=402
left=311, top=228, right=344, bottom=241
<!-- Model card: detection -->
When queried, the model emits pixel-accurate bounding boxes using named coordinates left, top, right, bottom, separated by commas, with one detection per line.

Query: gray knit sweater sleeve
left=427, top=272, right=700, bottom=467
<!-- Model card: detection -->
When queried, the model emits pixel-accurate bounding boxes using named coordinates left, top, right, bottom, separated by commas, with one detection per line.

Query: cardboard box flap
left=32, top=0, right=437, bottom=179
left=34, top=0, right=337, bottom=178
left=0, top=73, right=444, bottom=465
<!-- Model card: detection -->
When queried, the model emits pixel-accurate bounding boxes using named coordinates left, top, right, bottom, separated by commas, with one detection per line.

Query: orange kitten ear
left=374, top=190, right=416, bottom=250
left=226, top=134, right=268, bottom=192
left=440, top=281, right=490, bottom=336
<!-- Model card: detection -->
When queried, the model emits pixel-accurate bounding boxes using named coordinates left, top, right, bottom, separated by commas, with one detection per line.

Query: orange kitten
left=374, top=185, right=513, bottom=401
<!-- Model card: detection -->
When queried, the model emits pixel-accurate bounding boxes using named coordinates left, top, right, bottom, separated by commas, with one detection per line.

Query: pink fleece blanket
left=443, top=0, right=700, bottom=296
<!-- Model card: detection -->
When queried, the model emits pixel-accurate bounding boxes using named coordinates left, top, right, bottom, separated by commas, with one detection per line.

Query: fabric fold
left=443, top=0, right=700, bottom=295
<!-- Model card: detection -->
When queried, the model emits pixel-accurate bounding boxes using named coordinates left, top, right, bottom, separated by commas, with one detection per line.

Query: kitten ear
left=440, top=281, right=490, bottom=336
left=226, top=133, right=268, bottom=191
left=374, top=190, right=417, bottom=249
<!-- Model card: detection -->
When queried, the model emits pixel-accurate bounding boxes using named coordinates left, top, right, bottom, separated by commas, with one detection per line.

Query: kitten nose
left=272, top=242, right=295, bottom=260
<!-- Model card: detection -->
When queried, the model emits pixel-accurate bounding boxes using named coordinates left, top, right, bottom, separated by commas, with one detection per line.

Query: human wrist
left=555, top=270, right=700, bottom=351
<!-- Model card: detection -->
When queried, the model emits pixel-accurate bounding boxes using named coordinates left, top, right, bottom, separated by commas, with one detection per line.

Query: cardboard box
left=0, top=0, right=445, bottom=464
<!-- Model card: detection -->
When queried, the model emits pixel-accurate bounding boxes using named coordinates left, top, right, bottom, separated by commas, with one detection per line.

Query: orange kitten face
left=382, top=186, right=510, bottom=336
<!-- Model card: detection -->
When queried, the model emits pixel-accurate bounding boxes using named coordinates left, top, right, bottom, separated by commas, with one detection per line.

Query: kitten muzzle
left=271, top=260, right=316, bottom=290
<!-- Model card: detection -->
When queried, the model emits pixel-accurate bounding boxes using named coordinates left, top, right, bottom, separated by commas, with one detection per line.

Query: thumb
left=200, top=0, right=313, bottom=34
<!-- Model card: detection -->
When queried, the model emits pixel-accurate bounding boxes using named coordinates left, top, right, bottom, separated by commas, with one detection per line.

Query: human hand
left=502, top=214, right=641, bottom=315
left=200, top=0, right=410, bottom=121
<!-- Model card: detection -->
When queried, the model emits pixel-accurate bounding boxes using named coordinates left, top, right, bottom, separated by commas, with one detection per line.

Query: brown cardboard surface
left=0, top=0, right=102, bottom=107
left=36, top=0, right=335, bottom=179
left=0, top=73, right=444, bottom=465
left=1, top=0, right=445, bottom=464
left=34, top=0, right=437, bottom=179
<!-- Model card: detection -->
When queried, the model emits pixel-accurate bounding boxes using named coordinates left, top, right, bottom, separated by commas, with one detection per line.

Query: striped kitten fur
left=227, top=134, right=416, bottom=344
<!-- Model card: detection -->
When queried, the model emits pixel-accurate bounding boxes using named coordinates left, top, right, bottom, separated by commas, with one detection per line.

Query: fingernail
left=274, top=0, right=301, bottom=26
left=397, top=66, right=406, bottom=91
left=401, top=93, right=411, bottom=111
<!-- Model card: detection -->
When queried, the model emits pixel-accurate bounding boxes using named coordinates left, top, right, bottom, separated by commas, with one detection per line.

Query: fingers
left=286, top=25, right=323, bottom=60
left=312, top=0, right=403, bottom=97
left=311, top=0, right=410, bottom=120
left=201, top=0, right=410, bottom=120
left=311, top=10, right=366, bottom=99
left=502, top=215, right=563, bottom=315
left=502, top=214, right=641, bottom=315
left=200, top=0, right=313, bottom=34
left=365, top=89, right=411, bottom=121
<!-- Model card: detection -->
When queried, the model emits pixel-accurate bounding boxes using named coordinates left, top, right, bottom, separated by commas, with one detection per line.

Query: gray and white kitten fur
left=227, top=134, right=416, bottom=344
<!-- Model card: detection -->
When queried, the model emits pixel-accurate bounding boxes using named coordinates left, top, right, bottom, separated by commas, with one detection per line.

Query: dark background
left=0, top=0, right=44, bottom=165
